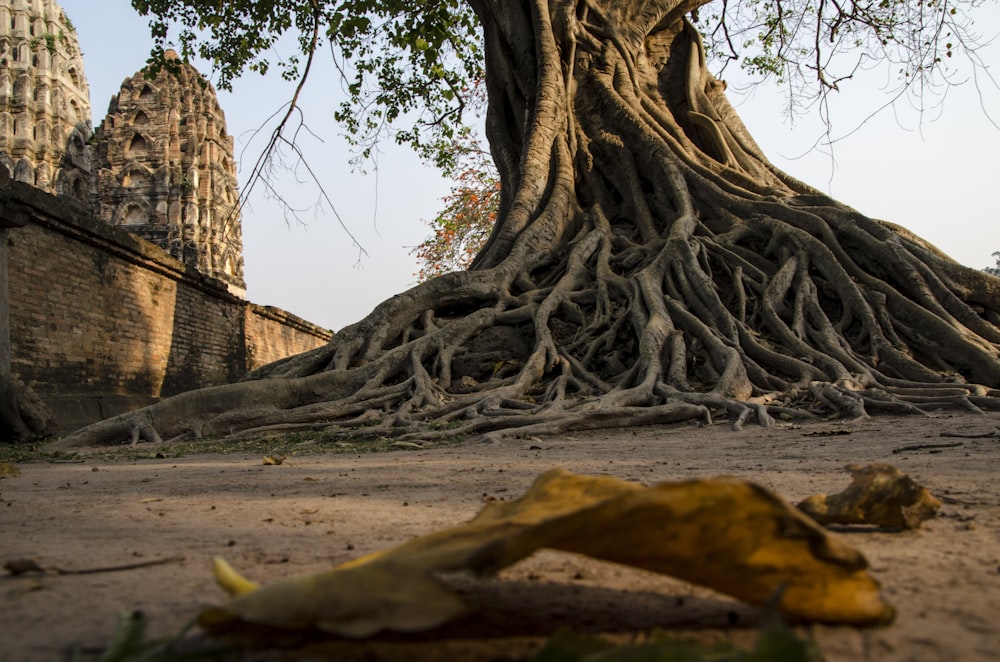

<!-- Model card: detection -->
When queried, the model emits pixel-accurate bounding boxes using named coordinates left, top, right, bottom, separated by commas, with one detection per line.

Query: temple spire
left=93, top=52, right=246, bottom=294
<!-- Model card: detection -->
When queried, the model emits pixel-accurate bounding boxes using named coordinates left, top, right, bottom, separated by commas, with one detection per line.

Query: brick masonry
left=0, top=167, right=332, bottom=432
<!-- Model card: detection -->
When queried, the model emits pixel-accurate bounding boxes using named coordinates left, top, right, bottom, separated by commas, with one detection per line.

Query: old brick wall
left=245, top=304, right=332, bottom=371
left=0, top=169, right=332, bottom=432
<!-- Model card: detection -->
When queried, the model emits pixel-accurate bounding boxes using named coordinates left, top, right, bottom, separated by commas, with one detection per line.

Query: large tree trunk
left=50, top=0, right=1000, bottom=449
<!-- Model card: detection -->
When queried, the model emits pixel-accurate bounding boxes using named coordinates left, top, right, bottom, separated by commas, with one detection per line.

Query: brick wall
left=245, top=304, right=332, bottom=370
left=0, top=168, right=332, bottom=431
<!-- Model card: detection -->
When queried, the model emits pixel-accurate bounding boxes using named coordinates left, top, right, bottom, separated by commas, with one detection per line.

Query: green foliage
left=71, top=593, right=817, bottom=661
left=68, top=610, right=226, bottom=661
left=131, top=0, right=991, bottom=170
left=531, top=618, right=819, bottom=662
left=0, top=445, right=72, bottom=464
left=0, top=425, right=463, bottom=463
left=59, top=11, right=76, bottom=34
left=985, top=252, right=1000, bottom=276
left=29, top=33, right=59, bottom=55
left=130, top=0, right=484, bottom=170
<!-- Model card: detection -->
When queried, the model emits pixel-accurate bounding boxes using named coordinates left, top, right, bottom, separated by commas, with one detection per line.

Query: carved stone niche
left=0, top=0, right=93, bottom=202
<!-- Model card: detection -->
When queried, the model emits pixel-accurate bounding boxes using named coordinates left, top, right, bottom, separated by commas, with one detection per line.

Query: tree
left=986, top=253, right=1000, bottom=277
left=412, top=133, right=498, bottom=282
left=53, top=0, right=1000, bottom=449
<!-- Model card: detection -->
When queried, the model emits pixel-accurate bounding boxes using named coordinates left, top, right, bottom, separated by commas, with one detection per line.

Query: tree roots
left=1, top=374, right=56, bottom=443
left=47, top=0, right=1000, bottom=450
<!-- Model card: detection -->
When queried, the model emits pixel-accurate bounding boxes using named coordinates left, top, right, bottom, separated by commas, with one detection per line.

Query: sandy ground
left=1, top=411, right=999, bottom=661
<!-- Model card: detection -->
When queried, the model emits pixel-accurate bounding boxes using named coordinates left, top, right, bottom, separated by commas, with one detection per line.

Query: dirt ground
left=2, top=411, right=999, bottom=661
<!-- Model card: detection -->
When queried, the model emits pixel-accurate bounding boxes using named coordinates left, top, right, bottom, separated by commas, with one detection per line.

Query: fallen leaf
left=0, top=463, right=20, bottom=478
left=140, top=497, right=162, bottom=504
left=200, top=469, right=893, bottom=637
left=798, top=463, right=941, bottom=530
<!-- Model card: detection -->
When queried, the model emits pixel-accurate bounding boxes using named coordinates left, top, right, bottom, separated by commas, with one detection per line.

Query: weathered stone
left=0, top=1, right=333, bottom=433
left=0, top=1, right=246, bottom=295
left=0, top=0, right=93, bottom=204
left=93, top=50, right=246, bottom=295
left=2, top=171, right=332, bottom=433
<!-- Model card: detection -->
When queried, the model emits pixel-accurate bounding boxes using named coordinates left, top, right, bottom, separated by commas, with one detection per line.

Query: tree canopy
left=133, top=0, right=485, bottom=170
left=132, top=0, right=991, bottom=169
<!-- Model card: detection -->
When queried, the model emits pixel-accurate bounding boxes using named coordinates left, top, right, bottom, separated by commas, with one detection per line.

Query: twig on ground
left=891, top=442, right=963, bottom=454
left=3, top=556, right=185, bottom=577
left=939, top=427, right=1000, bottom=439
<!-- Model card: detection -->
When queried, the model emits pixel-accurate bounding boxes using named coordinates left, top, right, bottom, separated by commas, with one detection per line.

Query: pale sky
left=60, top=0, right=1000, bottom=331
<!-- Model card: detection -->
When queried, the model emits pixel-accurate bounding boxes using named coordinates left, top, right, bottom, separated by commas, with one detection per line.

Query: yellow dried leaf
left=798, top=463, right=942, bottom=530
left=200, top=469, right=893, bottom=637
left=213, top=557, right=261, bottom=598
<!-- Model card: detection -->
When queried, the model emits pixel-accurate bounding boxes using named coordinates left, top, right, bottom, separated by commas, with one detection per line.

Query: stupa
left=93, top=50, right=245, bottom=294
left=0, top=0, right=92, bottom=201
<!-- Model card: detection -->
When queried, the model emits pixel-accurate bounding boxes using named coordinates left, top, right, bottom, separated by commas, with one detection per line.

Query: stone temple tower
left=0, top=0, right=92, bottom=201
left=93, top=51, right=245, bottom=295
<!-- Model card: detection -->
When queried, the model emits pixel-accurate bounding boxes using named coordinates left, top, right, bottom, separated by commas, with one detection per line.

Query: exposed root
left=0, top=374, right=56, bottom=442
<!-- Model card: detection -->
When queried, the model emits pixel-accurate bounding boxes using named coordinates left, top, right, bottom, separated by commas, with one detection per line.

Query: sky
left=59, top=0, right=1000, bottom=331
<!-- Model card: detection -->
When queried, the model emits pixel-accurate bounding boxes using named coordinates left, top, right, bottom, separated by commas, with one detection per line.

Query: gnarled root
left=0, top=375, right=56, bottom=443
left=44, top=0, right=1000, bottom=450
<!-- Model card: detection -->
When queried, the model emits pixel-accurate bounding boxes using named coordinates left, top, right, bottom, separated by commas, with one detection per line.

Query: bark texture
left=50, top=0, right=1000, bottom=449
